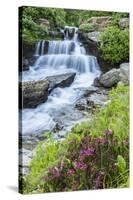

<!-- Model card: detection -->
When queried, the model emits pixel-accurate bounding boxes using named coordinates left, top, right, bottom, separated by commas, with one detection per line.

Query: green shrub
left=79, top=23, right=96, bottom=32
left=99, top=26, right=129, bottom=65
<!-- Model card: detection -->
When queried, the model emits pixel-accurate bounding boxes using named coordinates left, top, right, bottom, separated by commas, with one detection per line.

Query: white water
left=21, top=27, right=101, bottom=136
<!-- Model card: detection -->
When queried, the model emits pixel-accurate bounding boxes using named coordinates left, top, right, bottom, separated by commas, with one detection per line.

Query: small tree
left=99, top=26, right=129, bottom=65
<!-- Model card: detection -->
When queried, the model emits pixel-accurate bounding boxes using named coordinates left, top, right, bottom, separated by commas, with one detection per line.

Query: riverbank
left=20, top=83, right=129, bottom=194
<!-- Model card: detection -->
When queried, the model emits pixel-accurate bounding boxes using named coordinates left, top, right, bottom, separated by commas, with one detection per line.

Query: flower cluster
left=43, top=130, right=129, bottom=192
left=74, top=161, right=87, bottom=170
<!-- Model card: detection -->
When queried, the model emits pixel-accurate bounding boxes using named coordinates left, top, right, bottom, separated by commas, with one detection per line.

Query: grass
left=20, top=84, right=129, bottom=194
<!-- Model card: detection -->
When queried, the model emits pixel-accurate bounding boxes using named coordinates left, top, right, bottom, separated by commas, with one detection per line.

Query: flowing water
left=21, top=27, right=101, bottom=138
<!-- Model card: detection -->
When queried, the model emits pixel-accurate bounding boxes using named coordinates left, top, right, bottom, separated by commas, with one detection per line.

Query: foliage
left=20, top=7, right=66, bottom=42
left=99, top=26, right=129, bottom=65
left=20, top=6, right=129, bottom=43
left=22, top=84, right=129, bottom=193
left=79, top=23, right=96, bottom=32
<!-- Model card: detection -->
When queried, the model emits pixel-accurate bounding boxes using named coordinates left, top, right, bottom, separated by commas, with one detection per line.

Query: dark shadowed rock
left=46, top=72, right=76, bottom=92
left=20, top=80, right=49, bottom=108
left=22, top=58, right=29, bottom=71
left=93, top=77, right=102, bottom=87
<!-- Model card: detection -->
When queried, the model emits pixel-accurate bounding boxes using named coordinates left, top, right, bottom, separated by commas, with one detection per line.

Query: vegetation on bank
left=99, top=26, right=129, bottom=66
left=20, top=7, right=129, bottom=66
left=20, top=7, right=128, bottom=42
left=21, top=84, right=129, bottom=194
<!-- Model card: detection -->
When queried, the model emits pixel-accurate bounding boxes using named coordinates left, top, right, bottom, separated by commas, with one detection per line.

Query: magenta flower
left=74, top=161, right=87, bottom=170
left=108, top=130, right=113, bottom=135
left=49, top=167, right=60, bottom=178
left=67, top=168, right=75, bottom=176
left=79, top=148, right=94, bottom=160
left=95, top=137, right=101, bottom=143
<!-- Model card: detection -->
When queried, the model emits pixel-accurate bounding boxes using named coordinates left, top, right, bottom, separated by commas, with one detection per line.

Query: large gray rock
left=93, top=62, right=129, bottom=88
left=46, top=72, right=76, bottom=92
left=119, top=18, right=129, bottom=29
left=99, top=68, right=120, bottom=88
left=119, top=63, right=129, bottom=84
left=21, top=80, right=49, bottom=108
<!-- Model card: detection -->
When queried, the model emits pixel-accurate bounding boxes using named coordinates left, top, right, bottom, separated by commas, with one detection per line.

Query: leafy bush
left=99, top=26, right=129, bottom=65
left=79, top=23, right=96, bottom=32
left=22, top=84, right=129, bottom=194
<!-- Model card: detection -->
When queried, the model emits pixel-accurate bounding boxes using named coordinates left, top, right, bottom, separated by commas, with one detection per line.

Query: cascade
left=22, top=26, right=101, bottom=136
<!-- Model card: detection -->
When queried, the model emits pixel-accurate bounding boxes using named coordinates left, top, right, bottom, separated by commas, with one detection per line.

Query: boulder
left=46, top=72, right=76, bottom=92
left=99, top=68, right=120, bottom=88
left=119, top=63, right=129, bottom=84
left=93, top=62, right=129, bottom=88
left=119, top=18, right=129, bottom=29
left=20, top=80, right=49, bottom=108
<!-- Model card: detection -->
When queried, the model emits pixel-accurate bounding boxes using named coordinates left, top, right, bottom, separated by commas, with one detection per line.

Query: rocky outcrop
left=119, top=18, right=129, bottom=29
left=20, top=80, right=49, bottom=108
left=46, top=72, right=76, bottom=92
left=93, top=63, right=129, bottom=88
left=20, top=73, right=76, bottom=108
left=20, top=42, right=36, bottom=72
left=38, top=18, right=50, bottom=27
left=78, top=32, right=99, bottom=56
left=86, top=16, right=112, bottom=31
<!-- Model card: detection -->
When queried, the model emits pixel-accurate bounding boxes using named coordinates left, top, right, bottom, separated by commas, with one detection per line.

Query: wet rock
left=75, top=88, right=109, bottom=111
left=22, top=58, right=29, bottom=71
left=119, top=18, right=129, bottom=29
left=46, top=72, right=76, bottom=92
left=20, top=79, right=49, bottom=108
left=82, top=86, right=99, bottom=97
left=78, top=32, right=98, bottom=56
left=93, top=77, right=102, bottom=87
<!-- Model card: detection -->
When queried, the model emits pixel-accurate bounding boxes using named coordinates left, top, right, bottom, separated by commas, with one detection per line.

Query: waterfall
left=41, top=40, right=45, bottom=55
left=34, top=40, right=41, bottom=56
left=33, top=27, right=99, bottom=74
left=22, top=26, right=101, bottom=135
